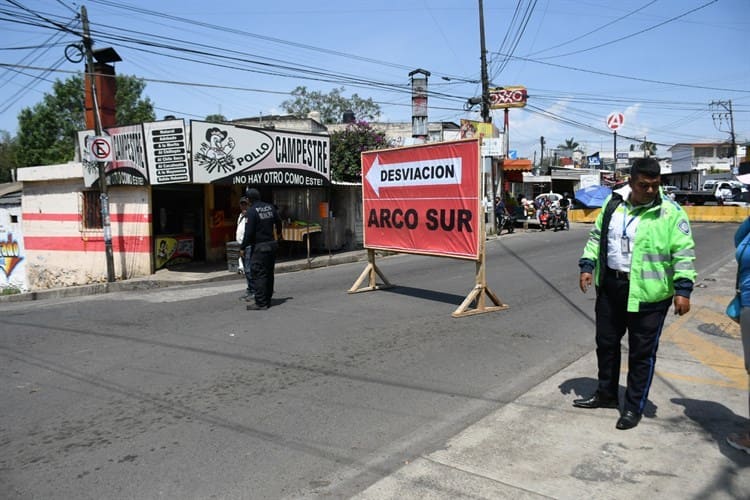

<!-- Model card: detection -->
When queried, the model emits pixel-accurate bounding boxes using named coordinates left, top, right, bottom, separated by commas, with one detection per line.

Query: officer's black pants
left=250, top=240, right=278, bottom=307
left=595, top=272, right=669, bottom=414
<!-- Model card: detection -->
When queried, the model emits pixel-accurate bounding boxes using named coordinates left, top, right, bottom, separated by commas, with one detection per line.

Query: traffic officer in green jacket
left=575, top=157, right=697, bottom=430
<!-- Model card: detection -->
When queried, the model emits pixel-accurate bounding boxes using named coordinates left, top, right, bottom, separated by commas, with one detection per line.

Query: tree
left=639, top=141, right=657, bottom=156
left=329, top=121, right=386, bottom=182
left=204, top=114, right=227, bottom=122
left=281, top=86, right=380, bottom=124
left=0, top=131, right=19, bottom=182
left=16, top=73, right=155, bottom=167
left=557, top=137, right=579, bottom=151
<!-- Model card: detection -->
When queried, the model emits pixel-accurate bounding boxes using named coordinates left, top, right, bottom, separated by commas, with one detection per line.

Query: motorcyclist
left=494, top=196, right=515, bottom=234
left=539, top=199, right=552, bottom=231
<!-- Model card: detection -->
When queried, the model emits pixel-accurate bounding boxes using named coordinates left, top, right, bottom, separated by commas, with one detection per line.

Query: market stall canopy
left=575, top=185, right=612, bottom=208
left=500, top=159, right=532, bottom=171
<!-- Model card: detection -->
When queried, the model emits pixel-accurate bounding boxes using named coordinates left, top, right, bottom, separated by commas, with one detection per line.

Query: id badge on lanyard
left=621, top=235, right=631, bottom=253
left=621, top=206, right=639, bottom=254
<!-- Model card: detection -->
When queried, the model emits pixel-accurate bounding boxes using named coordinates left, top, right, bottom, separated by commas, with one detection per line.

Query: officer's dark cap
left=246, top=188, right=261, bottom=201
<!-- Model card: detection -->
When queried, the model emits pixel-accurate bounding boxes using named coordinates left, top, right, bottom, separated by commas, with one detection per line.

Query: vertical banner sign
left=362, top=139, right=481, bottom=260
left=143, top=119, right=191, bottom=184
left=78, top=124, right=149, bottom=187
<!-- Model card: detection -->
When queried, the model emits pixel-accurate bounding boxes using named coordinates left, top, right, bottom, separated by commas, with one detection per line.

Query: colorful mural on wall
left=0, top=202, right=27, bottom=292
left=155, top=235, right=194, bottom=270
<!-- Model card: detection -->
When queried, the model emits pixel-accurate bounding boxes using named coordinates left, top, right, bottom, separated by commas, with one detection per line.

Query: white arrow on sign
left=365, top=154, right=463, bottom=196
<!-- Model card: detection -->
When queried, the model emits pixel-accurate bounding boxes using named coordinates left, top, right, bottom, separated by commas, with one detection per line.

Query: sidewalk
left=0, top=249, right=371, bottom=303
left=353, top=258, right=750, bottom=499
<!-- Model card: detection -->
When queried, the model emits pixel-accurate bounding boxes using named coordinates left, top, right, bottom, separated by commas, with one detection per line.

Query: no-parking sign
left=87, top=135, right=113, bottom=162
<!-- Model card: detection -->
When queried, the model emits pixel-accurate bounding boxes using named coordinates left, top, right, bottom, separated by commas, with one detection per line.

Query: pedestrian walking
left=240, top=188, right=283, bottom=310
left=236, top=196, right=255, bottom=301
left=575, top=157, right=697, bottom=430
left=559, top=192, right=571, bottom=230
left=726, top=211, right=750, bottom=454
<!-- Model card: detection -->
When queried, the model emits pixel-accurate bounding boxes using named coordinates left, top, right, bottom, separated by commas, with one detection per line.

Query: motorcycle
left=548, top=206, right=566, bottom=232
left=539, top=205, right=565, bottom=232
left=538, top=207, right=550, bottom=231
left=497, top=213, right=515, bottom=234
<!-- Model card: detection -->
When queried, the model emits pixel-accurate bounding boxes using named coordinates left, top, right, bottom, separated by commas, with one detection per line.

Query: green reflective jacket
left=580, top=188, right=697, bottom=312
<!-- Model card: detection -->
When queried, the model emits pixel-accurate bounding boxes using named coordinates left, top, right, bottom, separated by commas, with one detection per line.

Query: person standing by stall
left=241, top=188, right=283, bottom=310
left=236, top=197, right=254, bottom=301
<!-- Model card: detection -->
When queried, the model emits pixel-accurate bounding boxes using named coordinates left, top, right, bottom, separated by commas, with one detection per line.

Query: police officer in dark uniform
left=240, top=188, right=283, bottom=310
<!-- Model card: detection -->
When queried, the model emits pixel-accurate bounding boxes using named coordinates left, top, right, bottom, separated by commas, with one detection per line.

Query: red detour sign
left=362, top=139, right=481, bottom=260
left=606, top=112, right=625, bottom=131
left=488, top=86, right=528, bottom=109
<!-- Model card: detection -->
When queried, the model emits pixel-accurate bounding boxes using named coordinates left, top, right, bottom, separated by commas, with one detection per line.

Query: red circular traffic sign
left=91, top=137, right=112, bottom=160
left=606, top=112, right=625, bottom=131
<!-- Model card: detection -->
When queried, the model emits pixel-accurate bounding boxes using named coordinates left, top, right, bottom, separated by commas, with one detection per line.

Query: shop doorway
left=152, top=185, right=206, bottom=269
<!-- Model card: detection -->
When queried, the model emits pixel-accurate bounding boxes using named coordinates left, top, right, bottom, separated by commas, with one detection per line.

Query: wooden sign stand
left=348, top=249, right=393, bottom=293
left=451, top=250, right=508, bottom=318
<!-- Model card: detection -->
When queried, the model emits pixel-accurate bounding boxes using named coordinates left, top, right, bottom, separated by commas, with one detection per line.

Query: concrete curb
left=0, top=250, right=371, bottom=303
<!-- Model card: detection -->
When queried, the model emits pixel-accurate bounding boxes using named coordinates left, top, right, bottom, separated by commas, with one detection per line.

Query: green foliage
left=17, top=76, right=84, bottom=166
left=639, top=141, right=657, bottom=155
left=204, top=114, right=227, bottom=122
left=281, top=86, right=380, bottom=124
left=330, top=121, right=387, bottom=182
left=557, top=137, right=579, bottom=151
left=0, top=131, right=18, bottom=182
left=114, top=75, right=155, bottom=126
left=15, top=73, right=155, bottom=167
left=0, top=284, right=21, bottom=296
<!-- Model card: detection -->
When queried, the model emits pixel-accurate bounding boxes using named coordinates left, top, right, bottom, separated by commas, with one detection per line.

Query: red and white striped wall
left=18, top=163, right=153, bottom=289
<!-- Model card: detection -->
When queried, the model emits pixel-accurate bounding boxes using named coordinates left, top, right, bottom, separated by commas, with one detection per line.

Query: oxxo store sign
left=362, top=139, right=481, bottom=260
left=191, top=121, right=330, bottom=186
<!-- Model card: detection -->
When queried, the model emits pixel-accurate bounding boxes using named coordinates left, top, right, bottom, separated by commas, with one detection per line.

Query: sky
left=1, top=0, right=748, bottom=161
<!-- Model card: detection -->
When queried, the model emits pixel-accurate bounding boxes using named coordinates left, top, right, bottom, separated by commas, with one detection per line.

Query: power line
left=490, top=0, right=537, bottom=80
left=525, top=0, right=658, bottom=57
left=490, top=52, right=750, bottom=94
left=536, top=0, right=719, bottom=60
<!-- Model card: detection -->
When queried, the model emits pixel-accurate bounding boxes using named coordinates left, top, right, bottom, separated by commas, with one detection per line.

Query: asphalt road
left=0, top=222, right=737, bottom=499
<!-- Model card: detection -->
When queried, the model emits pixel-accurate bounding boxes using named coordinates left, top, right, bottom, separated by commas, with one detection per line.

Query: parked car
left=662, top=185, right=678, bottom=193
left=535, top=192, right=563, bottom=207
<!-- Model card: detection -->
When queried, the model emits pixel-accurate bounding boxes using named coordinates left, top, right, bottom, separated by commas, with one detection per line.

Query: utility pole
left=711, top=100, right=737, bottom=173
left=478, top=0, right=490, bottom=124
left=476, top=0, right=496, bottom=234
left=540, top=136, right=545, bottom=173
left=81, top=6, right=115, bottom=283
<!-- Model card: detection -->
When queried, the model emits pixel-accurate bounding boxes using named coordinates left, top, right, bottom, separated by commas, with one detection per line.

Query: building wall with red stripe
left=21, top=179, right=153, bottom=289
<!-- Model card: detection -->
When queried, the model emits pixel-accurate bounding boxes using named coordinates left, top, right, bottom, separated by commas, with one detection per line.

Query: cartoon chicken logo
left=195, top=127, right=236, bottom=174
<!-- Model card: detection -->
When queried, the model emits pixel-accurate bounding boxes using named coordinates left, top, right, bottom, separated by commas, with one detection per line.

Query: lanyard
left=621, top=205, right=642, bottom=238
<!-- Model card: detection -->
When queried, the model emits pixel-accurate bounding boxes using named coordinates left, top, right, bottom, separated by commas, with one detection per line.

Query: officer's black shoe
left=572, top=392, right=619, bottom=409
left=246, top=303, right=269, bottom=311
left=616, top=410, right=642, bottom=430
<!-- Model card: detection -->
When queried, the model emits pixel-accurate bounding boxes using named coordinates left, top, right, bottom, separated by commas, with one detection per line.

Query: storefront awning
left=501, top=159, right=533, bottom=171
